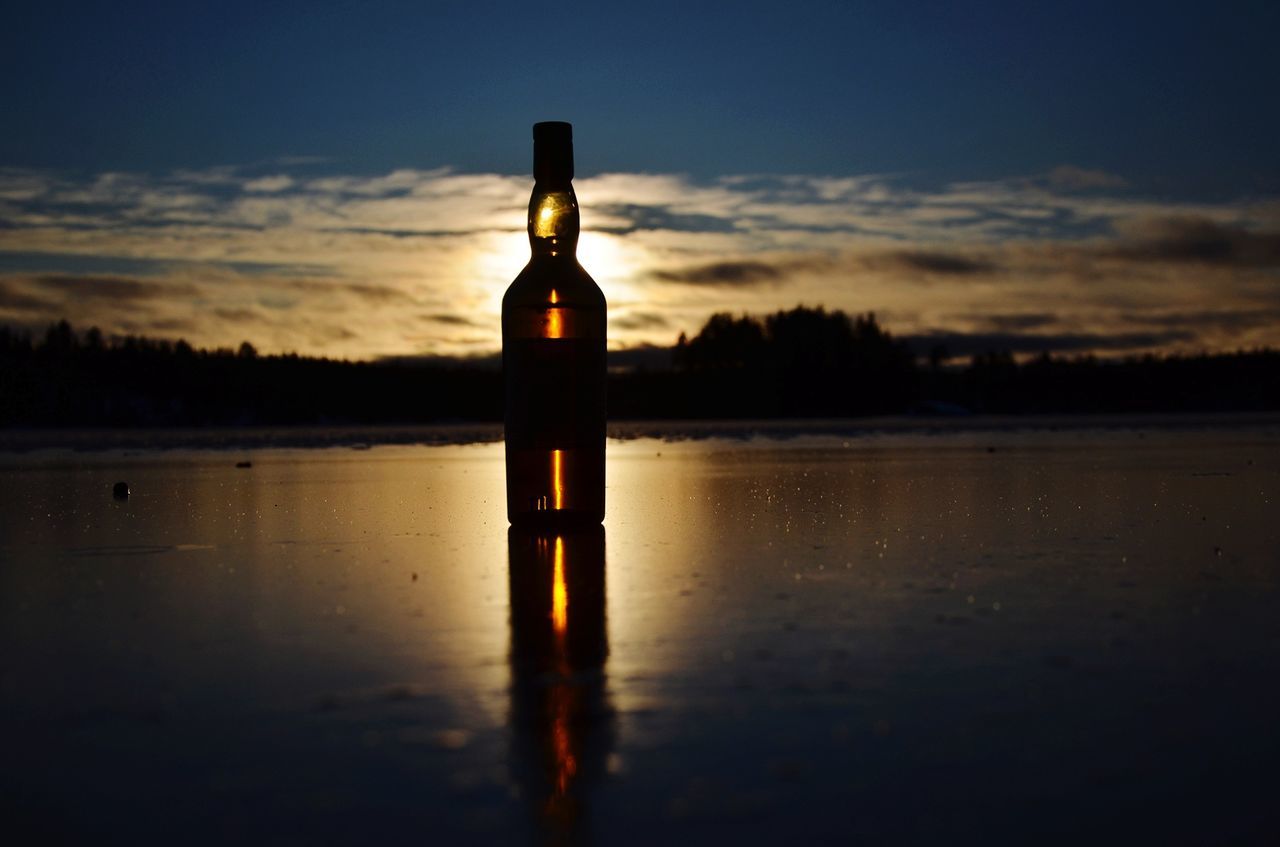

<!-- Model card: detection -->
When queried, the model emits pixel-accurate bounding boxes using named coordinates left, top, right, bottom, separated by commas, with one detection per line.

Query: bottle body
left=503, top=123, right=606, bottom=527
left=503, top=261, right=606, bottom=526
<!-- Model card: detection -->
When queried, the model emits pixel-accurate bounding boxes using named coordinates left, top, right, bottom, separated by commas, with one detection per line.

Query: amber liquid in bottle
left=503, top=122, right=606, bottom=527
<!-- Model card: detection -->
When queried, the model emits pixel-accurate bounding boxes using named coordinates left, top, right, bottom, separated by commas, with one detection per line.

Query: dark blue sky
left=3, top=0, right=1278, bottom=194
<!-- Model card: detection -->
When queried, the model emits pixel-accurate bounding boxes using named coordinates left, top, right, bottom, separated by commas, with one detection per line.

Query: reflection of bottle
left=508, top=526, right=612, bottom=842
left=503, top=121, right=607, bottom=528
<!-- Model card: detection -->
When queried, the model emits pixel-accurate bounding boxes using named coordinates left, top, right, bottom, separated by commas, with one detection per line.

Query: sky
left=1, top=0, right=1278, bottom=360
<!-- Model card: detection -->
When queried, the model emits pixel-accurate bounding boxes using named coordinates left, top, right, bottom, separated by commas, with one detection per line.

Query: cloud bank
left=1, top=162, right=1277, bottom=358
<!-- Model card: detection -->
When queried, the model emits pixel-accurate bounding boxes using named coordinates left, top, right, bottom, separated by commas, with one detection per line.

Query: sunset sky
left=2, top=0, right=1278, bottom=360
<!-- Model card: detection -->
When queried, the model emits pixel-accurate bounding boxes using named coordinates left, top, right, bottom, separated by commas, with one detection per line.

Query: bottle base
left=509, top=509, right=604, bottom=531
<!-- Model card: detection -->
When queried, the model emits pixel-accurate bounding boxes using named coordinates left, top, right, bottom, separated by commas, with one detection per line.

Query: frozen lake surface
left=2, top=419, right=1279, bottom=843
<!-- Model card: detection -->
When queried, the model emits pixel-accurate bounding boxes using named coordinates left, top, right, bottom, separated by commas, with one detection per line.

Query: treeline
left=0, top=321, right=499, bottom=426
left=610, top=308, right=917, bottom=417
left=2, top=310, right=1279, bottom=426
left=610, top=308, right=1280, bottom=417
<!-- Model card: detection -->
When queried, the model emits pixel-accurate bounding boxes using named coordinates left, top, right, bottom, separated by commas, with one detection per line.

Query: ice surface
left=2, top=419, right=1278, bottom=843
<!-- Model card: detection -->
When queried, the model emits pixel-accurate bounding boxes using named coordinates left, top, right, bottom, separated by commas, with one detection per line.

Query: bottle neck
left=528, top=179, right=579, bottom=258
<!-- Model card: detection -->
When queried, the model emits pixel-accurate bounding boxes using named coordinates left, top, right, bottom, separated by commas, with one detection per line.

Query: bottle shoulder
left=504, top=256, right=605, bottom=310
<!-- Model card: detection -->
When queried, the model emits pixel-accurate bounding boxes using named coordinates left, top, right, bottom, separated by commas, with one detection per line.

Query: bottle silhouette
left=503, top=122, right=607, bottom=527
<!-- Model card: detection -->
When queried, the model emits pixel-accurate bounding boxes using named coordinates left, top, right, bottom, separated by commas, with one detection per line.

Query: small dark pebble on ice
left=112, top=481, right=130, bottom=499
left=235, top=461, right=252, bottom=469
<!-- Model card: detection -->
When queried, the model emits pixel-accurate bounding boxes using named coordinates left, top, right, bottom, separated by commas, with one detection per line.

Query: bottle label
left=504, top=338, right=606, bottom=450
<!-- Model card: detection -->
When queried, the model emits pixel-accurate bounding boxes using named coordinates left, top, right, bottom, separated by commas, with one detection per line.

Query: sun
left=475, top=228, right=644, bottom=317
left=578, top=230, right=643, bottom=305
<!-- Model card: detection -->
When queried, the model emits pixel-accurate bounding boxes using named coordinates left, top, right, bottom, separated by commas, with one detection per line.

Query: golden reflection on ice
left=551, top=536, right=568, bottom=637
left=508, top=525, right=610, bottom=845
left=550, top=535, right=577, bottom=799
left=550, top=689, right=578, bottom=800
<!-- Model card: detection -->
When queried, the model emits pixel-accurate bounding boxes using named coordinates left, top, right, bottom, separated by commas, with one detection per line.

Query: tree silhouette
left=0, top=317, right=1277, bottom=427
left=667, top=307, right=917, bottom=416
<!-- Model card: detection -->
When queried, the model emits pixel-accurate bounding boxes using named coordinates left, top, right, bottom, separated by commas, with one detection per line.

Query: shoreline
left=1, top=410, right=1278, bottom=454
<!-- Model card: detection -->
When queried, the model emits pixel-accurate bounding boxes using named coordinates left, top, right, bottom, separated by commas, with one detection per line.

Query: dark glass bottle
left=503, top=122, right=607, bottom=527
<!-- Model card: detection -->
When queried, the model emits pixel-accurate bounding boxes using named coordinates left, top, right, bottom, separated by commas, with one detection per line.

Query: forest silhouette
left=2, top=307, right=1277, bottom=427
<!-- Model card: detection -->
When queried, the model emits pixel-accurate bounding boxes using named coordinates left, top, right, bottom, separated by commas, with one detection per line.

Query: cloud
left=1045, top=165, right=1128, bottom=191
left=243, top=175, right=294, bottom=193
left=611, top=311, right=670, bottom=330
left=593, top=203, right=737, bottom=235
left=973, top=312, right=1060, bottom=331
left=29, top=273, right=192, bottom=301
left=873, top=250, right=996, bottom=275
left=338, top=282, right=416, bottom=303
left=0, top=168, right=52, bottom=201
left=275, top=278, right=416, bottom=303
left=167, top=166, right=241, bottom=186
left=651, top=260, right=789, bottom=287
left=213, top=307, right=263, bottom=323
left=0, top=278, right=57, bottom=313
left=651, top=256, right=834, bottom=287
left=2, top=162, right=1279, bottom=359
left=421, top=313, right=478, bottom=326
left=1119, top=308, right=1280, bottom=333
left=316, top=226, right=479, bottom=238
left=1109, top=216, right=1280, bottom=267
left=304, top=168, right=454, bottom=197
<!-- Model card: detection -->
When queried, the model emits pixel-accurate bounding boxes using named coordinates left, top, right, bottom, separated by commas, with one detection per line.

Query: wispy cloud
left=652, top=260, right=792, bottom=287
left=1108, top=216, right=1280, bottom=266
left=243, top=175, right=295, bottom=193
left=30, top=273, right=195, bottom=301
left=1044, top=166, right=1128, bottom=191
left=610, top=310, right=671, bottom=331
left=1, top=163, right=1277, bottom=358
left=867, top=250, right=996, bottom=276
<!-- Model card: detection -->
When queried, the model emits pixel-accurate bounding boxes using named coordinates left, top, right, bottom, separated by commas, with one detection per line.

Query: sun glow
left=578, top=231, right=640, bottom=295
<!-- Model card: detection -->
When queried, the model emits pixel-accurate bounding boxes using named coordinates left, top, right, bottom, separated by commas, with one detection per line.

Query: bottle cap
left=533, top=121, right=574, bottom=183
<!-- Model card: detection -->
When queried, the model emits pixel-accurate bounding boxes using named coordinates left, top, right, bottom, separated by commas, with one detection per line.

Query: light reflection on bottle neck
left=529, top=185, right=579, bottom=257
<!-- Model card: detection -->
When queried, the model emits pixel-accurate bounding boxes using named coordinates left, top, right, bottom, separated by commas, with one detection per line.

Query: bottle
left=503, top=122, right=607, bottom=527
